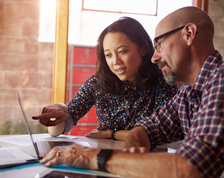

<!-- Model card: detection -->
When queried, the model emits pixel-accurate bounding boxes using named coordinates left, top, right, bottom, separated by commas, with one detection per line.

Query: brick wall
left=0, top=0, right=223, bottom=133
left=209, top=0, right=224, bottom=56
left=0, top=0, right=53, bottom=133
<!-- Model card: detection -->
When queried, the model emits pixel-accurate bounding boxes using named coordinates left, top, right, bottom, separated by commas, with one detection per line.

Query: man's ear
left=184, top=23, right=197, bottom=46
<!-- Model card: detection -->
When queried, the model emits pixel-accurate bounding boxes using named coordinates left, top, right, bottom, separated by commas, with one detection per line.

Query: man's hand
left=123, top=147, right=148, bottom=153
left=40, top=144, right=100, bottom=170
left=125, top=126, right=151, bottom=150
left=32, top=103, right=68, bottom=127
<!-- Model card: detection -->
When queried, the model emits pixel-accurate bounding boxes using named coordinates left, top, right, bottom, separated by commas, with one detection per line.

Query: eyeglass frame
left=154, top=25, right=198, bottom=52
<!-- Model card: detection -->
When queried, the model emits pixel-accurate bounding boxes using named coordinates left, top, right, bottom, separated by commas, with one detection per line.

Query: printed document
left=0, top=147, right=36, bottom=167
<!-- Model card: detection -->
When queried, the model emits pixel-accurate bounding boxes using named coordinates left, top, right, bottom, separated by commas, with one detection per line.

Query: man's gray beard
left=163, top=71, right=176, bottom=85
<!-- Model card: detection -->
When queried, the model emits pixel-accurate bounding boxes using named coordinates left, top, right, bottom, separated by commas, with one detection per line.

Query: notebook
left=17, top=93, right=74, bottom=159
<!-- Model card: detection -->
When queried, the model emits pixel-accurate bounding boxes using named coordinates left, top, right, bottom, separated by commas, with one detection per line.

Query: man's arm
left=105, top=151, right=201, bottom=178
left=125, top=126, right=151, bottom=149
left=40, top=144, right=201, bottom=178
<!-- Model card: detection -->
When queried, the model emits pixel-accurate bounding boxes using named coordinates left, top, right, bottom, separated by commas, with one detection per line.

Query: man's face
left=158, top=61, right=176, bottom=85
left=151, top=23, right=186, bottom=85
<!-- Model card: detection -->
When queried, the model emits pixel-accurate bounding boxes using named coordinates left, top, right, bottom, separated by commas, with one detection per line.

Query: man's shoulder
left=208, top=58, right=224, bottom=79
left=177, top=84, right=191, bottom=94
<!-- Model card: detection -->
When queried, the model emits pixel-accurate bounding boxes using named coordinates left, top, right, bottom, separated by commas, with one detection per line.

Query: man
left=40, top=6, right=224, bottom=178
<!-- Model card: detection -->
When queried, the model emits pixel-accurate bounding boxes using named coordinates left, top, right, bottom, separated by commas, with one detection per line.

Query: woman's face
left=103, top=32, right=144, bottom=82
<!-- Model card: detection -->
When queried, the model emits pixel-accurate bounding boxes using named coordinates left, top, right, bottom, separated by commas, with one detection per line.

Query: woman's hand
left=86, top=129, right=130, bottom=141
left=85, top=129, right=111, bottom=139
left=32, top=103, right=68, bottom=127
left=40, top=144, right=100, bottom=170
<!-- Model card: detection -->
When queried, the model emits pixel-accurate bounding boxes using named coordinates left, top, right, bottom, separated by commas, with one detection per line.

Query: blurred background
left=0, top=0, right=223, bottom=135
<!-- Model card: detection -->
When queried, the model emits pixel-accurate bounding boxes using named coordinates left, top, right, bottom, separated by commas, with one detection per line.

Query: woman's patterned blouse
left=67, top=72, right=177, bottom=130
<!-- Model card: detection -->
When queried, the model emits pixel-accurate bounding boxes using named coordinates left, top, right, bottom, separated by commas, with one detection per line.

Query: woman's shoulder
left=80, top=73, right=98, bottom=92
left=82, top=73, right=105, bottom=94
left=83, top=73, right=98, bottom=84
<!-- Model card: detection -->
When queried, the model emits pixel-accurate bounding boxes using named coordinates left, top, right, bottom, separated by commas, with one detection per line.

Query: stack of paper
left=0, top=147, right=38, bottom=168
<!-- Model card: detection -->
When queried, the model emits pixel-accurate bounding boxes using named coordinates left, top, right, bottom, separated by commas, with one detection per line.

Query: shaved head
left=156, top=6, right=214, bottom=41
left=152, top=6, right=215, bottom=87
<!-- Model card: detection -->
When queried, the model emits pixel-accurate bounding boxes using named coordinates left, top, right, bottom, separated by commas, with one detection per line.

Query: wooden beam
left=193, top=0, right=209, bottom=13
left=52, top=0, right=69, bottom=104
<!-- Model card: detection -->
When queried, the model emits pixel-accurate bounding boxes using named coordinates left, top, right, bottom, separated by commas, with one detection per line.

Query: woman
left=32, top=17, right=177, bottom=140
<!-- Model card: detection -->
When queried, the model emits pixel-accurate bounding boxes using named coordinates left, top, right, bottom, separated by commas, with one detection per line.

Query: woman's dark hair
left=95, top=16, right=159, bottom=95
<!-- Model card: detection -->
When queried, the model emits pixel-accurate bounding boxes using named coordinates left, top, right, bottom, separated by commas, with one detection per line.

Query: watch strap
left=97, top=149, right=113, bottom=172
left=110, top=128, right=118, bottom=140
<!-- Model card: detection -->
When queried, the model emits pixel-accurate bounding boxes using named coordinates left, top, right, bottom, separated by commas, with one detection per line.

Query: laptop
left=17, top=93, right=74, bottom=159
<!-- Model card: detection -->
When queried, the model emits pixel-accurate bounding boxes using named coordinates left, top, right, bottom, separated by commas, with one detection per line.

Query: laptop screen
left=17, top=93, right=40, bottom=159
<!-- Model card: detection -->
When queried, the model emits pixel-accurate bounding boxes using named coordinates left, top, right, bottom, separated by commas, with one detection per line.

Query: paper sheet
left=0, top=147, right=36, bottom=166
left=34, top=134, right=77, bottom=141
left=73, top=141, right=92, bottom=148
left=167, top=148, right=177, bottom=153
left=0, top=134, right=77, bottom=147
left=0, top=135, right=34, bottom=146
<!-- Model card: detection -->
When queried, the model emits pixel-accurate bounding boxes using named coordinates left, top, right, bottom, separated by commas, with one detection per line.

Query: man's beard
left=163, top=71, right=176, bottom=85
left=158, top=62, right=176, bottom=85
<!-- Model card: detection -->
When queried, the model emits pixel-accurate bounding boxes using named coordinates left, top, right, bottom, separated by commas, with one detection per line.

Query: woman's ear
left=140, top=47, right=147, bottom=56
left=184, top=23, right=197, bottom=46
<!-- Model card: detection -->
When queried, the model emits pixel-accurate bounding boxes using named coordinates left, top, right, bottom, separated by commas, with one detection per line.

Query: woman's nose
left=113, top=55, right=122, bottom=65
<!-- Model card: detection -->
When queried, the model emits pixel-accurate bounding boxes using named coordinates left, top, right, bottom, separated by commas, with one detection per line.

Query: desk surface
left=0, top=134, right=126, bottom=155
left=0, top=134, right=129, bottom=178
left=0, top=134, right=182, bottom=178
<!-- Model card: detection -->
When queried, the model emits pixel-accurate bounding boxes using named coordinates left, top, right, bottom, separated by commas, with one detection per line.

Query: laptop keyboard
left=49, top=141, right=74, bottom=147
left=37, top=141, right=74, bottom=157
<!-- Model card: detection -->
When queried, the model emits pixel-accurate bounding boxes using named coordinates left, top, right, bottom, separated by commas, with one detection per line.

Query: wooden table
left=0, top=134, right=183, bottom=178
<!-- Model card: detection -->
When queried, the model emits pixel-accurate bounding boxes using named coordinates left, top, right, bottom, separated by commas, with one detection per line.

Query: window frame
left=53, top=0, right=209, bottom=103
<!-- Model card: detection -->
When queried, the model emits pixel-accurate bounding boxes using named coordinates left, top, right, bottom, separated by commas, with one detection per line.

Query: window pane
left=83, top=0, right=157, bottom=15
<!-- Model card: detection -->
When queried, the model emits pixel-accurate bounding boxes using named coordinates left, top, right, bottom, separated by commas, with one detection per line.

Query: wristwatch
left=110, top=128, right=118, bottom=140
left=97, top=149, right=113, bottom=172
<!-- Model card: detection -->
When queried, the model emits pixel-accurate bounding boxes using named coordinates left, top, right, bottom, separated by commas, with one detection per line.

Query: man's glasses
left=154, top=25, right=185, bottom=53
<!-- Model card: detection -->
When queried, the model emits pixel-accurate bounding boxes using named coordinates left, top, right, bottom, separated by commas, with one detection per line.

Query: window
left=83, top=0, right=157, bottom=15
left=39, top=0, right=193, bottom=46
